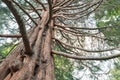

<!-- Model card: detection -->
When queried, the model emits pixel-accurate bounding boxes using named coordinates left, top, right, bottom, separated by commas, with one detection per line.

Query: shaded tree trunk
left=0, top=11, right=55, bottom=80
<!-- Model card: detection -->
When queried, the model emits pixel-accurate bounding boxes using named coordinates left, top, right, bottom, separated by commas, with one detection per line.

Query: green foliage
left=54, top=55, right=75, bottom=80
left=95, top=1, right=120, bottom=79
left=95, top=0, right=120, bottom=46
left=54, top=42, right=76, bottom=80
left=95, top=0, right=120, bottom=19
left=110, top=60, right=120, bottom=80
left=0, top=43, right=14, bottom=59
left=111, top=69, right=120, bottom=80
left=97, top=22, right=120, bottom=46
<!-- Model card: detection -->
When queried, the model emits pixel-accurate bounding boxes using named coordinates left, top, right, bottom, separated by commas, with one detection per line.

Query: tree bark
left=0, top=11, right=55, bottom=80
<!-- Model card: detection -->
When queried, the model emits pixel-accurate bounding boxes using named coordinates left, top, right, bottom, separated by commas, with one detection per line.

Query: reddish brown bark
left=0, top=11, right=55, bottom=80
left=0, top=0, right=105, bottom=80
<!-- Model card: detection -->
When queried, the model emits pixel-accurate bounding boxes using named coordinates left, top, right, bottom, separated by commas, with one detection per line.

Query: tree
left=0, top=0, right=120, bottom=80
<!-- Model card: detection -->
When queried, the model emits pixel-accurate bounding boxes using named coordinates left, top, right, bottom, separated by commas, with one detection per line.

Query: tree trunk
left=0, top=11, right=55, bottom=80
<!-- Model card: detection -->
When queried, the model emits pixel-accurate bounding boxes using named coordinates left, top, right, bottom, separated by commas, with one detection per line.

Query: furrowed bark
left=9, top=11, right=49, bottom=80
left=35, top=24, right=54, bottom=80
left=0, top=10, right=55, bottom=80
left=0, top=27, right=35, bottom=80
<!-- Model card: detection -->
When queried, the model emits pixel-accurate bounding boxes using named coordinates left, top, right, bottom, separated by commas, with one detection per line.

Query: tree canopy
left=0, top=0, right=120, bottom=80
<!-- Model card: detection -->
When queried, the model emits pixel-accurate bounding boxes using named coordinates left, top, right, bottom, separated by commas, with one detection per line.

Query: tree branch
left=53, top=0, right=103, bottom=20
left=52, top=50, right=120, bottom=60
left=59, top=0, right=102, bottom=15
left=54, top=38, right=119, bottom=53
left=12, top=0, right=38, bottom=26
left=47, top=0, right=52, bottom=25
left=25, top=0, right=42, bottom=19
left=0, top=34, right=21, bottom=38
left=55, top=24, right=119, bottom=30
left=2, top=0, right=33, bottom=56
left=34, top=0, right=46, bottom=11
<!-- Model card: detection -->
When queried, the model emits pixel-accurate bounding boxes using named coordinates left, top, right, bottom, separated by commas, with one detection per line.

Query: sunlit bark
left=1, top=0, right=119, bottom=80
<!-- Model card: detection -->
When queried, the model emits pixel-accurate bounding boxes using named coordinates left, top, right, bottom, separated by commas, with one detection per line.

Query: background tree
left=0, top=0, right=120, bottom=80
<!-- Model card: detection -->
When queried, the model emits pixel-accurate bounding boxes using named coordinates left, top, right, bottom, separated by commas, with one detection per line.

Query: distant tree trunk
left=0, top=11, right=55, bottom=80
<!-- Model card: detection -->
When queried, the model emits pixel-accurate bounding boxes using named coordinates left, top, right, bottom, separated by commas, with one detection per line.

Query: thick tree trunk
left=0, top=11, right=55, bottom=80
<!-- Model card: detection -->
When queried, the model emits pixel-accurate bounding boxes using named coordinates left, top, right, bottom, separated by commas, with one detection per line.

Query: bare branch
left=54, top=0, right=103, bottom=20
left=54, top=26, right=100, bottom=35
left=55, top=38, right=119, bottom=53
left=2, top=0, right=33, bottom=56
left=12, top=0, right=37, bottom=26
left=54, top=0, right=73, bottom=8
left=34, top=0, right=46, bottom=11
left=52, top=50, right=120, bottom=60
left=56, top=27, right=112, bottom=41
left=53, top=0, right=65, bottom=8
left=0, top=34, right=21, bottom=38
left=61, top=1, right=92, bottom=10
left=60, top=0, right=102, bottom=15
left=55, top=24, right=119, bottom=30
left=53, top=0, right=74, bottom=13
left=55, top=39, right=79, bottom=55
left=25, top=0, right=42, bottom=19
